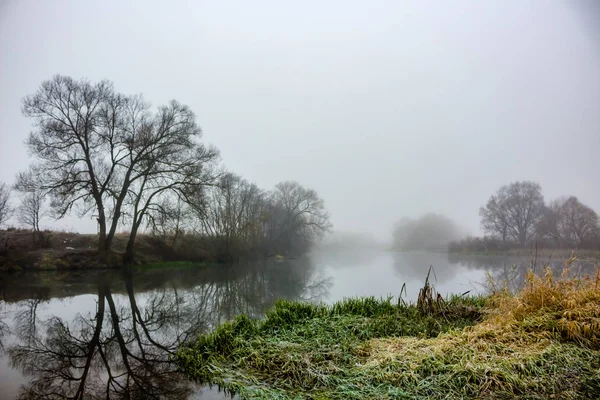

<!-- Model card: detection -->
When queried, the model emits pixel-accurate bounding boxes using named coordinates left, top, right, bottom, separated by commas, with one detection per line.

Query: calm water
left=0, top=250, right=596, bottom=399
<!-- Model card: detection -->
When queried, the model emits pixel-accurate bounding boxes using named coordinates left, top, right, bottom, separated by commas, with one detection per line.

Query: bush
left=36, top=253, right=68, bottom=269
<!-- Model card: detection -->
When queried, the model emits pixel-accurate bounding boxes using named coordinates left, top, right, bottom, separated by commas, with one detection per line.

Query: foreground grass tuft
left=176, top=267, right=600, bottom=399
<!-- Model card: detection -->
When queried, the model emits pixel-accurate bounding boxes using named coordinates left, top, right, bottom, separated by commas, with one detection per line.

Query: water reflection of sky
left=0, top=252, right=596, bottom=399
left=320, top=251, right=489, bottom=303
left=315, top=250, right=598, bottom=303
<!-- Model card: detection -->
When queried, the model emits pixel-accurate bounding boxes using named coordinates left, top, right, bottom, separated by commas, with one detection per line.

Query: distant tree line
left=449, top=181, right=600, bottom=253
left=0, top=75, right=331, bottom=265
left=392, top=213, right=462, bottom=252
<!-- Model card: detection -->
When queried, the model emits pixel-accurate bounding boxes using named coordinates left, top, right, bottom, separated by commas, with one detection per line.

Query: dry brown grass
left=371, top=257, right=600, bottom=358
left=359, top=261, right=600, bottom=398
left=484, top=255, right=600, bottom=348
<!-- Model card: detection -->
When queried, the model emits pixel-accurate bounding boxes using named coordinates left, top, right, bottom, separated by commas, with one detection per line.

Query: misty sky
left=1, top=0, right=599, bottom=239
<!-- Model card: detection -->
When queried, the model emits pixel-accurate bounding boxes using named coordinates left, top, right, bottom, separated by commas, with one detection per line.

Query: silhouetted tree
left=147, top=196, right=191, bottom=247
left=480, top=181, right=545, bottom=247
left=561, top=196, right=599, bottom=246
left=19, top=75, right=219, bottom=264
left=193, top=173, right=266, bottom=260
left=536, top=196, right=599, bottom=247
left=17, top=191, right=44, bottom=243
left=0, top=182, right=12, bottom=226
left=265, top=181, right=332, bottom=255
left=536, top=197, right=567, bottom=245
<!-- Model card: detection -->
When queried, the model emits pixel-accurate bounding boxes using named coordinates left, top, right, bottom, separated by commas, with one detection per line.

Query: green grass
left=176, top=270, right=600, bottom=399
left=175, top=296, right=487, bottom=399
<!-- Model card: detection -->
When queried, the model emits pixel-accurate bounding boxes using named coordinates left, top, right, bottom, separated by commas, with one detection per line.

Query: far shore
left=387, top=247, right=600, bottom=262
left=3, top=227, right=599, bottom=272
left=448, top=247, right=600, bottom=261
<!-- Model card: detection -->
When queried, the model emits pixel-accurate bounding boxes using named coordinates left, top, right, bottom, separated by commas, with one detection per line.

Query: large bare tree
left=479, top=181, right=545, bottom=247
left=20, top=75, right=218, bottom=264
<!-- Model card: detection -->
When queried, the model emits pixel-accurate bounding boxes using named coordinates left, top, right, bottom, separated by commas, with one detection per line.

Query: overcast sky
left=1, top=0, right=599, bottom=238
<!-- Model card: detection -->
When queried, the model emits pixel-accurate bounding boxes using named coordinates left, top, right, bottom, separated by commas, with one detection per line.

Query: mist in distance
left=1, top=0, right=599, bottom=244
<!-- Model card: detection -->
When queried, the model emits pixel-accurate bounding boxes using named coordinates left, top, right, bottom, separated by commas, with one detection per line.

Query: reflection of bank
left=4, top=260, right=332, bottom=399
left=446, top=253, right=599, bottom=293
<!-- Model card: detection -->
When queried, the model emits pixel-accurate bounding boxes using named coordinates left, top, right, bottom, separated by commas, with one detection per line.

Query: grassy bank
left=0, top=228, right=214, bottom=271
left=176, top=268, right=600, bottom=399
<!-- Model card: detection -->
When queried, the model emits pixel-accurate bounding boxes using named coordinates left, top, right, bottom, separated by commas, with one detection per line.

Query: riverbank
left=176, top=268, right=600, bottom=399
left=449, top=247, right=600, bottom=261
left=0, top=228, right=213, bottom=271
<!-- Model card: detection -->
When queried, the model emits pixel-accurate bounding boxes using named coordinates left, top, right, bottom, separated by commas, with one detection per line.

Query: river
left=0, top=250, right=596, bottom=399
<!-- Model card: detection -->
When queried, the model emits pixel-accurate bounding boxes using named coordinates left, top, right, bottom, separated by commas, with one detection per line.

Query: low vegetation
left=0, top=228, right=212, bottom=271
left=448, top=236, right=600, bottom=261
left=176, top=264, right=600, bottom=399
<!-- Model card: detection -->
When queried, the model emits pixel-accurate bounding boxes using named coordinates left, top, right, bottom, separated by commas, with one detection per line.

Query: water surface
left=0, top=250, right=596, bottom=399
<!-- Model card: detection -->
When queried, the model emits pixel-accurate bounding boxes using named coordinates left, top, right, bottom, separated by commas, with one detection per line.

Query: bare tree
left=560, top=196, right=599, bottom=246
left=479, top=181, right=545, bottom=247
left=17, top=191, right=44, bottom=241
left=113, top=96, right=219, bottom=263
left=0, top=182, right=12, bottom=226
left=479, top=199, right=509, bottom=244
left=266, top=181, right=332, bottom=255
left=193, top=173, right=266, bottom=260
left=536, top=196, right=599, bottom=247
left=20, top=75, right=218, bottom=264
left=147, top=196, right=191, bottom=247
left=536, top=197, right=567, bottom=245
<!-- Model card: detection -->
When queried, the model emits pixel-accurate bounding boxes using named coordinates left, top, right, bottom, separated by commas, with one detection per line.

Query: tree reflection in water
left=6, top=258, right=332, bottom=399
left=0, top=309, right=8, bottom=354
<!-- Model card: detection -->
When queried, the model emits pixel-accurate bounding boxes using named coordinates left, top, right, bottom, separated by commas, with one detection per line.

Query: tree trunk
left=518, top=231, right=527, bottom=248
left=123, top=223, right=140, bottom=265
left=97, top=209, right=109, bottom=264
left=105, top=210, right=122, bottom=254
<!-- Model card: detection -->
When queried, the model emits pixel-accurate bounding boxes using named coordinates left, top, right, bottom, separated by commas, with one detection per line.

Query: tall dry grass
left=484, top=255, right=600, bottom=348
